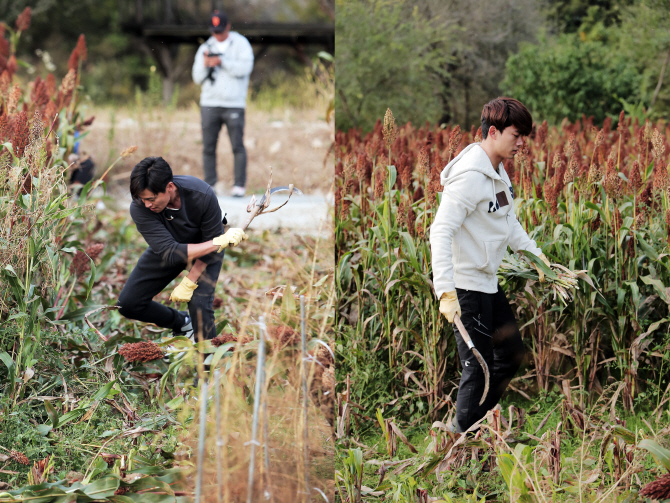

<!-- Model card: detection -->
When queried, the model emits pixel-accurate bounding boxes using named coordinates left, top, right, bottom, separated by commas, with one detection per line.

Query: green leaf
left=44, top=400, right=59, bottom=429
left=317, top=51, right=333, bottom=62
left=612, top=425, right=635, bottom=443
left=53, top=304, right=106, bottom=323
left=0, top=351, right=15, bottom=372
left=82, top=475, right=120, bottom=497
left=36, top=424, right=52, bottom=436
left=387, top=164, right=397, bottom=190
left=585, top=201, right=606, bottom=222
left=638, top=439, right=670, bottom=471
left=280, top=285, right=296, bottom=323
left=58, top=408, right=86, bottom=428
left=635, top=232, right=659, bottom=261
left=518, top=250, right=558, bottom=280
left=209, top=342, right=235, bottom=371
left=91, top=380, right=117, bottom=402
left=640, top=275, right=668, bottom=303
left=164, top=396, right=184, bottom=410
left=85, top=260, right=96, bottom=300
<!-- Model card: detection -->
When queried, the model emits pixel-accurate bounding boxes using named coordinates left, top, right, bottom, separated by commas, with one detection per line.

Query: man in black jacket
left=117, top=156, right=247, bottom=340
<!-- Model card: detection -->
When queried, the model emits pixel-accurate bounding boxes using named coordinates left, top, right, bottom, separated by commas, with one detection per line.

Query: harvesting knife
left=454, top=314, right=490, bottom=405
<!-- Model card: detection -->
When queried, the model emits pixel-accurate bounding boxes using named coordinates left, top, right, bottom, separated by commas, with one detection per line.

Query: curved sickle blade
left=257, top=185, right=304, bottom=208
left=454, top=314, right=490, bottom=405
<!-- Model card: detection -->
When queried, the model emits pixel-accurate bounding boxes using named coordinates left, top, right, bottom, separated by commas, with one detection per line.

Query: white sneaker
left=163, top=314, right=195, bottom=363
left=231, top=186, right=246, bottom=197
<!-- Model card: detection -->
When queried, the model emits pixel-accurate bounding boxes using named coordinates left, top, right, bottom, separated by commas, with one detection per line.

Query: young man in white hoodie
left=192, top=10, right=254, bottom=197
left=430, top=97, right=551, bottom=433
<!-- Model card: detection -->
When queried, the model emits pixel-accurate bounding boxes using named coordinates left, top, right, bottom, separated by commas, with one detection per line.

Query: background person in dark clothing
left=117, top=156, right=247, bottom=341
left=191, top=10, right=254, bottom=197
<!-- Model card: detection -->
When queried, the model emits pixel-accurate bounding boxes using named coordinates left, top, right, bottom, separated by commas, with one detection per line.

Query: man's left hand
left=170, top=277, right=198, bottom=303
left=204, top=55, right=221, bottom=67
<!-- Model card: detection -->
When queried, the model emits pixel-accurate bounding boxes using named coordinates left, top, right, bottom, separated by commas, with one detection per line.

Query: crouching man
left=117, top=156, right=247, bottom=341
left=430, top=97, right=552, bottom=433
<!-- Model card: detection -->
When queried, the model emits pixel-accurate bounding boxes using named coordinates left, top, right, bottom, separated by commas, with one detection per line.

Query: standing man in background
left=192, top=10, right=254, bottom=197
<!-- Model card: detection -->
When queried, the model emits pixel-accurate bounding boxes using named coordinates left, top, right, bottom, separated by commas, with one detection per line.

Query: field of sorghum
left=335, top=110, right=670, bottom=500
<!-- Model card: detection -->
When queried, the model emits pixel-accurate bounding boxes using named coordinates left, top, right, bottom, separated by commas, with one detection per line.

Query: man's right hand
left=439, top=290, right=461, bottom=323
left=213, top=228, right=248, bottom=252
left=203, top=51, right=221, bottom=68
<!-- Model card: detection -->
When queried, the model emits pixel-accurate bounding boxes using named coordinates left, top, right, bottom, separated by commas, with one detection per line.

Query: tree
left=502, top=25, right=642, bottom=124
left=420, top=0, right=543, bottom=127
left=335, top=0, right=448, bottom=132
left=335, top=0, right=543, bottom=131
left=543, top=0, right=632, bottom=33
left=617, top=0, right=670, bottom=114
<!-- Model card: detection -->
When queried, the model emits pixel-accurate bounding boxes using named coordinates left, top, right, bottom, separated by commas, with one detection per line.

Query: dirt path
left=217, top=193, right=333, bottom=235
left=81, top=104, right=334, bottom=196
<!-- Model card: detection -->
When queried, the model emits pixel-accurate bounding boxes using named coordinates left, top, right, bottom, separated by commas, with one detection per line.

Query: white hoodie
left=430, top=143, right=542, bottom=297
left=191, top=32, right=254, bottom=109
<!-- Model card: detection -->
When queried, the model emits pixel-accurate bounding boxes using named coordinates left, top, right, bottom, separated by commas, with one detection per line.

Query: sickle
left=240, top=168, right=303, bottom=230
left=454, top=314, right=490, bottom=405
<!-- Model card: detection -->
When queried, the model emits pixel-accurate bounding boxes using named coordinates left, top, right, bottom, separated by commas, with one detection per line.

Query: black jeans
left=117, top=248, right=223, bottom=340
left=201, top=106, right=247, bottom=188
left=453, top=284, right=525, bottom=432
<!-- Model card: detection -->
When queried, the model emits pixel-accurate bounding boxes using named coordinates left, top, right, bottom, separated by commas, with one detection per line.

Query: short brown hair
left=480, top=97, right=532, bottom=139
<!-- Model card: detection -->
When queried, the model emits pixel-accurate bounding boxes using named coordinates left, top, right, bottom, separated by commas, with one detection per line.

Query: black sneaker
left=173, top=312, right=194, bottom=340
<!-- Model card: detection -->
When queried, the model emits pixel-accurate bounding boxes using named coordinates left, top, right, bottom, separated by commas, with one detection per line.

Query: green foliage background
left=334, top=0, right=447, bottom=132
left=336, top=0, right=670, bottom=131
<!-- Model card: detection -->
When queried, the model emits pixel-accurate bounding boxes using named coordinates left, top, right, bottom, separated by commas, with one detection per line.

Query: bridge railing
left=119, top=0, right=220, bottom=26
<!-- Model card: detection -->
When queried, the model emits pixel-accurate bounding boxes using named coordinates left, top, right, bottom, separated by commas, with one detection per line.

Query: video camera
left=205, top=52, right=222, bottom=84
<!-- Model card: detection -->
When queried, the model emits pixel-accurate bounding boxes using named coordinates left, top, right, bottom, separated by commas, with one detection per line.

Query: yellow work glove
left=532, top=253, right=551, bottom=283
left=439, top=290, right=461, bottom=323
left=213, top=228, right=248, bottom=253
left=169, top=277, right=198, bottom=303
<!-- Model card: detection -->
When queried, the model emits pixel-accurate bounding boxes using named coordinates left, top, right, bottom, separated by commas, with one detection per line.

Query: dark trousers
left=117, top=248, right=222, bottom=340
left=201, top=106, right=247, bottom=188
left=453, top=284, right=525, bottom=432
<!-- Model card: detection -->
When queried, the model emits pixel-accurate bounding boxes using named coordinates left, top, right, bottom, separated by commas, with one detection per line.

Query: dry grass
left=79, top=103, right=334, bottom=195
left=167, top=211, right=335, bottom=502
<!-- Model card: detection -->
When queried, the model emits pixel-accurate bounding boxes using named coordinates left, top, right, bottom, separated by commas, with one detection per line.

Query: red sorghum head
left=118, top=341, right=164, bottom=363
left=15, top=7, right=31, bottom=32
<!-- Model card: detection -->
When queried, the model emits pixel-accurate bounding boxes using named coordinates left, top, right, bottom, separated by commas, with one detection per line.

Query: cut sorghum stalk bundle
left=499, top=250, right=596, bottom=305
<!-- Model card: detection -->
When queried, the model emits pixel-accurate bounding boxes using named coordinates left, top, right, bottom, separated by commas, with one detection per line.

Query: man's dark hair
left=130, top=157, right=173, bottom=201
left=481, top=97, right=532, bottom=139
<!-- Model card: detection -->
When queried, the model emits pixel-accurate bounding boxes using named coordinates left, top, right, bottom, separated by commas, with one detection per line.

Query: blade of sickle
left=453, top=314, right=490, bottom=405
left=241, top=185, right=303, bottom=230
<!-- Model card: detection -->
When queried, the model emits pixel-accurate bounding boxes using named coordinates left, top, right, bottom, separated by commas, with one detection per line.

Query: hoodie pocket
left=477, top=240, right=506, bottom=275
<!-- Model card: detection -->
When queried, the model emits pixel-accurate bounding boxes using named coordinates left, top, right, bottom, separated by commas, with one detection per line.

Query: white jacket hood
left=440, top=143, right=502, bottom=186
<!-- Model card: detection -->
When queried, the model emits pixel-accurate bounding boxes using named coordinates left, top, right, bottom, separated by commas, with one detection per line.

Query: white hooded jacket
left=192, top=32, right=254, bottom=109
left=430, top=143, right=542, bottom=297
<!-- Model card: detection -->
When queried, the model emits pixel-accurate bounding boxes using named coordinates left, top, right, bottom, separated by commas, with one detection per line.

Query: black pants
left=201, top=106, right=247, bottom=188
left=117, top=248, right=222, bottom=340
left=453, top=284, right=525, bottom=432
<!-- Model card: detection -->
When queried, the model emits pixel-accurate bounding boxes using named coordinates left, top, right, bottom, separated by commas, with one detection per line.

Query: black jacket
left=130, top=176, right=223, bottom=267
